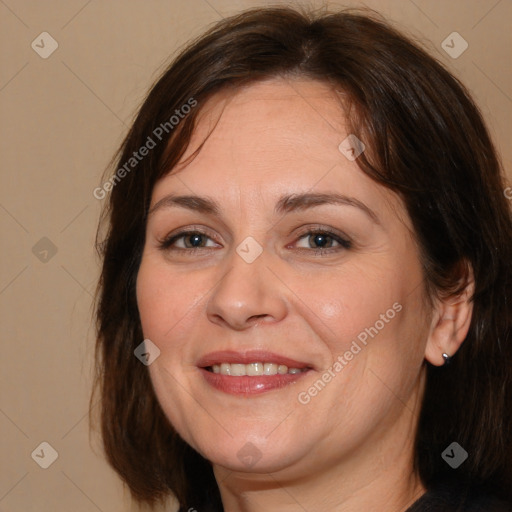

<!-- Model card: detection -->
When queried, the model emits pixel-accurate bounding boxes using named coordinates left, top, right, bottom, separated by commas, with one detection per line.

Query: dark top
left=404, top=479, right=511, bottom=512
left=180, top=479, right=512, bottom=511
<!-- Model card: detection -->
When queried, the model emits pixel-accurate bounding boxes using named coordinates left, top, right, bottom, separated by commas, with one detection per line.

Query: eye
left=158, top=230, right=219, bottom=251
left=294, top=228, right=352, bottom=254
left=157, top=227, right=352, bottom=255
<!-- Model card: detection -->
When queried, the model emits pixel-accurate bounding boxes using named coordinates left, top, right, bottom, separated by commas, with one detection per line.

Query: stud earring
left=442, top=352, right=452, bottom=366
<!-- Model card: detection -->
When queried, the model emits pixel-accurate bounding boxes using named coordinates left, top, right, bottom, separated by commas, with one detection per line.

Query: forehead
left=176, top=77, right=347, bottom=175
left=151, top=77, right=406, bottom=227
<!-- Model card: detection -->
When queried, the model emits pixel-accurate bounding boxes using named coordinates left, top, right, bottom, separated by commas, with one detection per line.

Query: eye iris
left=185, top=234, right=204, bottom=248
left=310, top=233, right=331, bottom=248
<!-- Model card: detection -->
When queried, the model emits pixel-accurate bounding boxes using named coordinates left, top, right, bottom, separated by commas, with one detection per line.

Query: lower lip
left=199, top=368, right=310, bottom=396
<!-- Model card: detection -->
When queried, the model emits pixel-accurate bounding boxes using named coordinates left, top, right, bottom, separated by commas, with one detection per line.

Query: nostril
left=249, top=314, right=268, bottom=323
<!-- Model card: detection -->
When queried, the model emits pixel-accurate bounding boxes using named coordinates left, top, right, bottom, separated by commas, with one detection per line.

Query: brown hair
left=91, top=6, right=512, bottom=510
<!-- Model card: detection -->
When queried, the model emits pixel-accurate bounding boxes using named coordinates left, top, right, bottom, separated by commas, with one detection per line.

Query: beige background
left=0, top=0, right=510, bottom=511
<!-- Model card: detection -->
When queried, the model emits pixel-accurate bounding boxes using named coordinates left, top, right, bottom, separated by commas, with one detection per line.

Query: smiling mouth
left=205, top=362, right=310, bottom=376
left=197, top=350, right=313, bottom=395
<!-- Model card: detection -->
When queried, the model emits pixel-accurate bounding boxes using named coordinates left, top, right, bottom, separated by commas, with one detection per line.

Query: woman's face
left=136, top=78, right=432, bottom=478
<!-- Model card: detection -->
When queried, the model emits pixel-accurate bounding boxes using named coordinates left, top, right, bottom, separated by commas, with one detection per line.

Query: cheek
left=294, top=261, right=402, bottom=355
left=136, top=256, right=198, bottom=346
left=297, top=259, right=427, bottom=395
left=135, top=257, right=203, bottom=439
left=136, top=262, right=170, bottom=337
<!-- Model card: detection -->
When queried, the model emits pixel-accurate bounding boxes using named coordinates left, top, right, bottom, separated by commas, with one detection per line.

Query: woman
left=92, top=6, right=512, bottom=511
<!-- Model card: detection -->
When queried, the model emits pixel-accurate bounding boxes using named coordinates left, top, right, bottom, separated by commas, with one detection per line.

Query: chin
left=193, top=433, right=309, bottom=475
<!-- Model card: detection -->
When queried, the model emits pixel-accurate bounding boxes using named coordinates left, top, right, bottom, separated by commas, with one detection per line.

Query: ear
left=424, top=263, right=475, bottom=366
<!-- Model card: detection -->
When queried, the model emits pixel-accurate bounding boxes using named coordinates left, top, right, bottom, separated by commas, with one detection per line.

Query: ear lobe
left=424, top=266, right=475, bottom=366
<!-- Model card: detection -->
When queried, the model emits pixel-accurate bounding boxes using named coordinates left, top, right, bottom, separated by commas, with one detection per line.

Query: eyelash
left=158, top=227, right=352, bottom=256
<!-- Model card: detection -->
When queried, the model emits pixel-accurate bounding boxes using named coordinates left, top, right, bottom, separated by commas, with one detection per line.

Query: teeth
left=220, top=363, right=231, bottom=375
left=247, top=362, right=263, bottom=376
left=210, top=362, right=306, bottom=376
left=278, top=364, right=288, bottom=374
left=264, top=363, right=278, bottom=375
left=231, top=364, right=246, bottom=376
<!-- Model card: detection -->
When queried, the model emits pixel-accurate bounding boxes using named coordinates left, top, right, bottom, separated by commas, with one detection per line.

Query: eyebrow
left=148, top=192, right=380, bottom=224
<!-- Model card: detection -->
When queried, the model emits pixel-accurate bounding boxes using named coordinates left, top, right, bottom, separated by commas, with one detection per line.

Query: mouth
left=197, top=350, right=313, bottom=396
left=205, top=362, right=309, bottom=376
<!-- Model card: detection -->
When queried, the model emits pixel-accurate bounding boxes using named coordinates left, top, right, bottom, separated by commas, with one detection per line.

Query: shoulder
left=407, top=479, right=512, bottom=512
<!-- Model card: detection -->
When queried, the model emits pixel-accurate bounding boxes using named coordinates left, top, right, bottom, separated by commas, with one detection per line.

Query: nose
left=205, top=247, right=288, bottom=331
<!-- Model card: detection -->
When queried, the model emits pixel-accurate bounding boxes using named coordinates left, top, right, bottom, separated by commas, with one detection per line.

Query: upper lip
left=197, top=350, right=313, bottom=370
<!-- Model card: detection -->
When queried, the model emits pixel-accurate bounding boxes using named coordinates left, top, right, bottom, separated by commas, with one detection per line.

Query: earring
left=442, top=352, right=452, bottom=366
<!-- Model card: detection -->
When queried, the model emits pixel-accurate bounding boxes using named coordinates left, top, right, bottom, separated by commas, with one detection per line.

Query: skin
left=136, top=77, right=474, bottom=511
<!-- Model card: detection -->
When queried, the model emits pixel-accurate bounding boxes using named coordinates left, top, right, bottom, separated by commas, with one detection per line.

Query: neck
left=215, top=456, right=425, bottom=512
